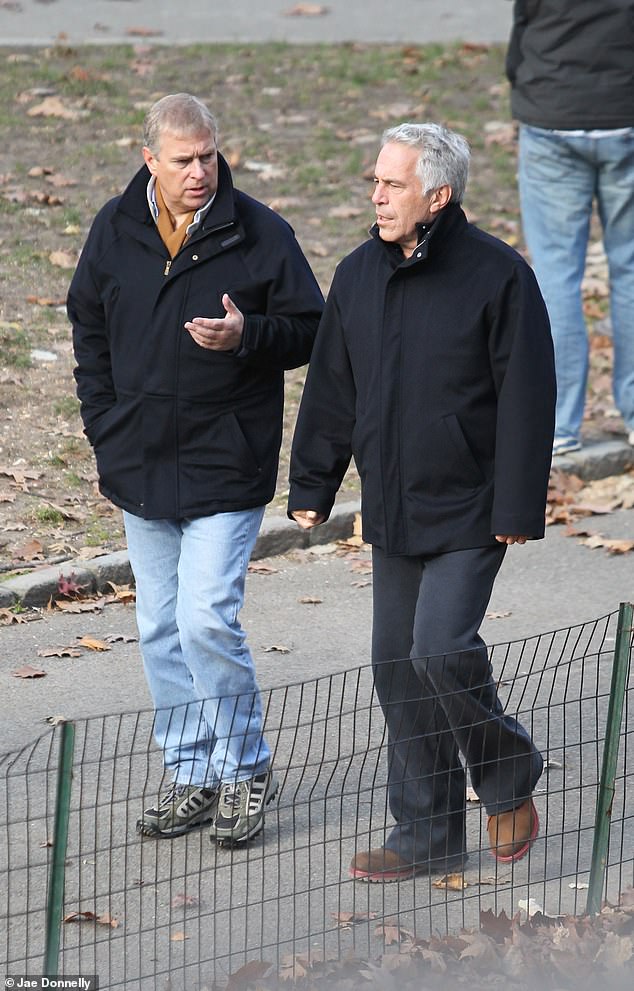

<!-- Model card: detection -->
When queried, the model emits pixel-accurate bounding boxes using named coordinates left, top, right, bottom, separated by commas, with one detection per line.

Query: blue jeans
left=123, top=508, right=270, bottom=788
left=518, top=124, right=634, bottom=442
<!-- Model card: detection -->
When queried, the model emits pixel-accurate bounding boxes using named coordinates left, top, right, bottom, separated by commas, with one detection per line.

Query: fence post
left=44, top=719, right=76, bottom=976
left=586, top=602, right=633, bottom=916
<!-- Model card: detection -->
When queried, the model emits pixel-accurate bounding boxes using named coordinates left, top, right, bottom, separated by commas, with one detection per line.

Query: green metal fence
left=1, top=606, right=632, bottom=989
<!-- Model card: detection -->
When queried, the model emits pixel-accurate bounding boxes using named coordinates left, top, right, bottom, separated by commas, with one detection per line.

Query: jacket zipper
left=162, top=220, right=237, bottom=277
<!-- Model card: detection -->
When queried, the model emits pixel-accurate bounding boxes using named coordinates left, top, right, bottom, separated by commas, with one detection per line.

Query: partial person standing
left=289, top=123, right=556, bottom=881
left=506, top=0, right=634, bottom=456
left=69, top=93, right=324, bottom=845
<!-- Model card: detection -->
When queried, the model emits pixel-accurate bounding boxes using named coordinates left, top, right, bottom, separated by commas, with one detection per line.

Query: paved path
left=2, top=504, right=634, bottom=753
left=1, top=0, right=512, bottom=46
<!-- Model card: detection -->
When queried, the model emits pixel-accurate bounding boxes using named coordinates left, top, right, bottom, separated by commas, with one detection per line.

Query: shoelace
left=160, top=783, right=188, bottom=807
left=221, top=783, right=243, bottom=812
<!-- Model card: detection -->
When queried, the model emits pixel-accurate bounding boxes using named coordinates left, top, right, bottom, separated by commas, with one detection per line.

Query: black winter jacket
left=68, top=155, right=324, bottom=519
left=288, top=205, right=556, bottom=557
left=506, top=0, right=634, bottom=129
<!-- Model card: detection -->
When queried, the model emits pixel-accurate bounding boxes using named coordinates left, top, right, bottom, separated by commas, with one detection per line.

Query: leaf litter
left=219, top=893, right=634, bottom=989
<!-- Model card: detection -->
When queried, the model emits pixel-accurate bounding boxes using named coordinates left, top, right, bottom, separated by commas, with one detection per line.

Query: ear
left=429, top=184, right=452, bottom=214
left=142, top=146, right=158, bottom=176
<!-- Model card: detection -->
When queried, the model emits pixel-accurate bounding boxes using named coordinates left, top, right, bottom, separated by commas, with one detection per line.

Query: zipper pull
left=163, top=259, right=172, bottom=276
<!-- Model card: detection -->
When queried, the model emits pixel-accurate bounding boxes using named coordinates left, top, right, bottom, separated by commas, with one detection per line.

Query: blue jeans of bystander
left=518, top=124, right=634, bottom=444
left=123, top=508, right=270, bottom=789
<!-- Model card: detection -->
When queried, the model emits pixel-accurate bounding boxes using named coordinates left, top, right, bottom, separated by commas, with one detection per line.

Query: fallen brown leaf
left=308, top=242, right=329, bottom=258
left=126, top=26, right=164, bottom=37
left=0, top=466, right=41, bottom=486
left=0, top=607, right=27, bottom=624
left=332, top=910, right=377, bottom=927
left=12, top=538, right=44, bottom=562
left=27, top=96, right=84, bottom=121
left=433, top=872, right=468, bottom=891
left=12, top=664, right=47, bottom=679
left=49, top=249, right=77, bottom=269
left=26, top=295, right=67, bottom=306
left=49, top=598, right=106, bottom=614
left=37, top=647, right=82, bottom=658
left=375, top=923, right=406, bottom=945
left=77, top=637, right=110, bottom=652
left=64, top=910, right=117, bottom=927
left=225, top=960, right=273, bottom=990
left=64, top=912, right=97, bottom=924
left=105, top=581, right=136, bottom=603
left=45, top=173, right=77, bottom=188
left=171, top=892, right=199, bottom=909
left=283, top=3, right=330, bottom=16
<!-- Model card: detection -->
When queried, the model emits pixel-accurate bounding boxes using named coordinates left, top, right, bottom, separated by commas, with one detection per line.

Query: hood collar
left=370, top=202, right=466, bottom=262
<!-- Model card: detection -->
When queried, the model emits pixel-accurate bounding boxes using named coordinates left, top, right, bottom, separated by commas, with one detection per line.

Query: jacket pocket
left=440, top=414, right=485, bottom=488
left=92, top=396, right=144, bottom=506
left=178, top=406, right=262, bottom=483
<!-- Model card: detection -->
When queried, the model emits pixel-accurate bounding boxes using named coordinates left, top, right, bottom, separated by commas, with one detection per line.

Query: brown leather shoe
left=487, top=798, right=539, bottom=863
left=349, top=847, right=419, bottom=882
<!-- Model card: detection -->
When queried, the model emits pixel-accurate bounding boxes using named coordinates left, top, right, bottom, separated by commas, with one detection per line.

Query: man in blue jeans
left=69, top=93, right=324, bottom=844
left=507, top=0, right=634, bottom=457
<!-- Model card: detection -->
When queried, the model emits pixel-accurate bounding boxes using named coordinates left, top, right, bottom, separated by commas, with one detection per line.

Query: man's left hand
left=495, top=535, right=529, bottom=545
left=184, top=292, right=244, bottom=351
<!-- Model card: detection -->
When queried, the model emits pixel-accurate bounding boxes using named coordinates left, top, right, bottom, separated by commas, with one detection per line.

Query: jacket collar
left=370, top=202, right=467, bottom=265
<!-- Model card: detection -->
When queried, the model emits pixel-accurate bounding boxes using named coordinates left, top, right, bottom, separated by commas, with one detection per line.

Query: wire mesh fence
left=1, top=608, right=633, bottom=989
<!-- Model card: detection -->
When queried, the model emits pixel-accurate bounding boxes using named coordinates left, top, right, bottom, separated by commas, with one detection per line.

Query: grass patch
left=0, top=323, right=31, bottom=367
left=34, top=506, right=65, bottom=525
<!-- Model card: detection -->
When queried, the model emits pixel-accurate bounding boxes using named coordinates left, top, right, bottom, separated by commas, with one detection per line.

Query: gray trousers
left=371, top=543, right=543, bottom=869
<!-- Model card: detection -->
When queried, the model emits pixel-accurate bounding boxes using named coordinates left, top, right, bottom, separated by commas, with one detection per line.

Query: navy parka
left=288, top=204, right=556, bottom=556
left=69, top=155, right=324, bottom=519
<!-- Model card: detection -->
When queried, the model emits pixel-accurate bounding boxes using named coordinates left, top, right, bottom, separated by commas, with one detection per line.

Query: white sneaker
left=552, top=437, right=581, bottom=457
left=209, top=768, right=278, bottom=846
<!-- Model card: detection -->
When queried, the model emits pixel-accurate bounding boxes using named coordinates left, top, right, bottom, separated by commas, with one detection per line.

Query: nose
left=190, top=157, right=205, bottom=179
left=372, top=182, right=386, bottom=204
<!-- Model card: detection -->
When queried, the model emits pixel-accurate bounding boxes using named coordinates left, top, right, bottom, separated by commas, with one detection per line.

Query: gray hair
left=381, top=122, right=470, bottom=203
left=143, top=93, right=218, bottom=157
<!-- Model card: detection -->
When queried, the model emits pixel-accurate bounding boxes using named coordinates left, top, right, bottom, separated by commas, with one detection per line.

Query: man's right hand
left=291, top=510, right=326, bottom=530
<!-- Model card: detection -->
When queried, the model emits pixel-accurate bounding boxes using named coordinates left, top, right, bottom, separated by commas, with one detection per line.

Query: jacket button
left=416, top=252, right=422, bottom=258
left=192, top=254, right=199, bottom=261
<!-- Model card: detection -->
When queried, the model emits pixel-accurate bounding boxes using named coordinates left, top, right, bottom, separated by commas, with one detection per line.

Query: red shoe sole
left=349, top=865, right=417, bottom=883
left=489, top=799, right=539, bottom=863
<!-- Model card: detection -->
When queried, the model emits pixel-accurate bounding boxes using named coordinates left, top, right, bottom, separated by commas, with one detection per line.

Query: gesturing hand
left=184, top=293, right=244, bottom=351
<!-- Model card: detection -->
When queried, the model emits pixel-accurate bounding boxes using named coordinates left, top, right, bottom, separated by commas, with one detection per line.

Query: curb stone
left=1, top=437, right=633, bottom=610
left=0, top=502, right=361, bottom=609
left=549, top=438, right=634, bottom=481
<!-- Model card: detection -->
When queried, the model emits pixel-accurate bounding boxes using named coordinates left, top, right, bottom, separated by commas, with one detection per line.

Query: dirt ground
left=0, top=41, right=621, bottom=579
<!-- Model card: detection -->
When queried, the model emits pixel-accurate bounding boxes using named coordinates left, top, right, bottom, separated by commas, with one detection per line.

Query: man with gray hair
left=69, top=93, right=324, bottom=846
left=289, top=122, right=555, bottom=881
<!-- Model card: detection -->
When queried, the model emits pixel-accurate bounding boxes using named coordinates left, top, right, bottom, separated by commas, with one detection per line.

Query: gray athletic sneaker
left=137, top=783, right=219, bottom=838
left=209, top=768, right=278, bottom=846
